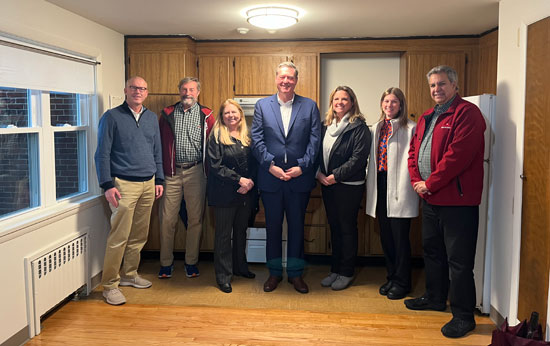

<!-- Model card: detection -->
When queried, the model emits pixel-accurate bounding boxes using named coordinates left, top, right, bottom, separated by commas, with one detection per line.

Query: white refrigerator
left=463, top=94, right=496, bottom=315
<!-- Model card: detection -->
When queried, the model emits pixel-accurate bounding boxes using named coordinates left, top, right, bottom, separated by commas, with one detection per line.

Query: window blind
left=0, top=38, right=96, bottom=94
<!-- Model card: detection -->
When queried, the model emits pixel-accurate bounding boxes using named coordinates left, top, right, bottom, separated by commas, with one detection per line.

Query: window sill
left=0, top=194, right=105, bottom=244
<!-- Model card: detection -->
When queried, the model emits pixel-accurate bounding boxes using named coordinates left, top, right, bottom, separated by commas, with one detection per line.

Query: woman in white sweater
left=365, top=87, right=418, bottom=300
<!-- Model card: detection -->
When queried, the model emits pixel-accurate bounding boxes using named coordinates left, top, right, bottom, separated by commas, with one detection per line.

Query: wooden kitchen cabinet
left=198, top=55, right=233, bottom=113
left=400, top=51, right=466, bottom=122
left=127, top=52, right=187, bottom=94
left=232, top=54, right=318, bottom=102
left=291, top=54, right=318, bottom=102
left=365, top=215, right=423, bottom=257
left=234, top=55, right=288, bottom=96
left=126, top=37, right=197, bottom=93
left=305, top=225, right=327, bottom=254
left=144, top=94, right=180, bottom=117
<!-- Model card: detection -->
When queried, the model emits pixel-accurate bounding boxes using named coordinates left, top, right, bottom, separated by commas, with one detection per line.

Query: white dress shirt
left=277, top=94, right=294, bottom=137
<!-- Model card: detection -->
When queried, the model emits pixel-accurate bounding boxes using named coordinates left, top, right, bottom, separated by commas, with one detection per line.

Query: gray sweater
left=94, top=102, right=164, bottom=190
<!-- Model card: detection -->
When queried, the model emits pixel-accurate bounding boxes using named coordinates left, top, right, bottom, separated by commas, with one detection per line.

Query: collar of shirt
left=129, top=105, right=144, bottom=121
left=177, top=102, right=199, bottom=114
left=433, top=94, right=456, bottom=116
left=277, top=94, right=294, bottom=106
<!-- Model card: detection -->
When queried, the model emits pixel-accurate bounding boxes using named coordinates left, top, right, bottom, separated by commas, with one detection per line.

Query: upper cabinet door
left=291, top=54, right=319, bottom=103
left=128, top=52, right=187, bottom=94
left=198, top=56, right=233, bottom=112
left=402, top=52, right=466, bottom=122
left=234, top=55, right=288, bottom=96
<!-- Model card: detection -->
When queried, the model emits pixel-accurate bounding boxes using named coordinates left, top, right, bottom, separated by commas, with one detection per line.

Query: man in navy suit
left=251, top=62, right=321, bottom=294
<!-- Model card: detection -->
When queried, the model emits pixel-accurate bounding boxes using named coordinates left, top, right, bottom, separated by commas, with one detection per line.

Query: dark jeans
left=376, top=171, right=412, bottom=289
left=422, top=200, right=479, bottom=321
left=322, top=183, right=364, bottom=277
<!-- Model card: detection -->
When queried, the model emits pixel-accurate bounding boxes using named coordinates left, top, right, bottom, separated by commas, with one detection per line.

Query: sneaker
left=158, top=263, right=174, bottom=279
left=119, top=276, right=152, bottom=289
left=404, top=295, right=446, bottom=311
left=441, top=317, right=476, bottom=338
left=321, top=272, right=338, bottom=287
left=185, top=264, right=200, bottom=278
left=103, top=288, right=126, bottom=305
left=331, top=275, right=353, bottom=291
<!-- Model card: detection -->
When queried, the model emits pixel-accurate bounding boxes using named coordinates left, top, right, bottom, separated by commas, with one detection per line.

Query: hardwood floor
left=26, top=260, right=495, bottom=345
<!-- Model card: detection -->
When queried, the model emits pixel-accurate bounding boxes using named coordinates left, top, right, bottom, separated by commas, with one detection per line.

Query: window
left=50, top=92, right=89, bottom=200
left=0, top=37, right=97, bottom=220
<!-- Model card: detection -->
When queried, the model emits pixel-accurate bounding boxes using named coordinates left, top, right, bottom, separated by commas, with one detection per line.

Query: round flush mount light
left=245, top=6, right=300, bottom=30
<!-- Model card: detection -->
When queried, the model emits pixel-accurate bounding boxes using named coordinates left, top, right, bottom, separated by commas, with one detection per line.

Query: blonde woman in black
left=207, top=99, right=256, bottom=293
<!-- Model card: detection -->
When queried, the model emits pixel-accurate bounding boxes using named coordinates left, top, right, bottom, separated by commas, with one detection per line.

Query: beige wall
left=320, top=53, right=401, bottom=125
left=1, top=0, right=125, bottom=114
left=0, top=0, right=124, bottom=343
left=491, top=0, right=550, bottom=327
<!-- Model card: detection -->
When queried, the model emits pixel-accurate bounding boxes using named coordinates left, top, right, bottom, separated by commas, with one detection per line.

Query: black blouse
left=206, top=134, right=257, bottom=207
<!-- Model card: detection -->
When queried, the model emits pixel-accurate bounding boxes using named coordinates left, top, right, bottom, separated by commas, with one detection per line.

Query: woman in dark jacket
left=317, top=86, right=371, bottom=290
left=207, top=99, right=256, bottom=293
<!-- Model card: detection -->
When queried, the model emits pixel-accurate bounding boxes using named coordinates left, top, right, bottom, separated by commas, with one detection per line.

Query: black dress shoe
left=263, top=275, right=282, bottom=292
left=404, top=295, right=446, bottom=311
left=218, top=283, right=232, bottom=293
left=379, top=281, right=393, bottom=296
left=441, top=317, right=476, bottom=338
left=234, top=271, right=256, bottom=279
left=386, top=285, right=410, bottom=300
left=288, top=276, right=309, bottom=294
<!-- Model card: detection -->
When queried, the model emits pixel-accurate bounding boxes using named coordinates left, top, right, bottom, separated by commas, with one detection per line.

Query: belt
left=175, top=161, right=201, bottom=169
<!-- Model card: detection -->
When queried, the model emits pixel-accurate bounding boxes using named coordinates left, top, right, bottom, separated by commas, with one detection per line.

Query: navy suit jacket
left=251, top=94, right=321, bottom=193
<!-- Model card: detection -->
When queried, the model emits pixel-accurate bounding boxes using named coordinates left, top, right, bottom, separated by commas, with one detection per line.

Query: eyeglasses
left=129, top=86, right=147, bottom=92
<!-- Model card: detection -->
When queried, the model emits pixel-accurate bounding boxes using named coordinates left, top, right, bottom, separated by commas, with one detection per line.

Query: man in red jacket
left=406, top=65, right=486, bottom=338
left=158, top=77, right=214, bottom=279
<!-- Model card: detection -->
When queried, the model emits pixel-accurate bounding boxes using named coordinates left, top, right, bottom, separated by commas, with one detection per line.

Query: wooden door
left=198, top=56, right=233, bottom=113
left=291, top=54, right=319, bottom=102
left=234, top=55, right=288, bottom=96
left=518, top=16, right=550, bottom=331
left=402, top=52, right=466, bottom=121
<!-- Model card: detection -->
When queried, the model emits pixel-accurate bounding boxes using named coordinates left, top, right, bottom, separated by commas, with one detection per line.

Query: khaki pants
left=102, top=177, right=154, bottom=290
left=160, top=163, right=206, bottom=266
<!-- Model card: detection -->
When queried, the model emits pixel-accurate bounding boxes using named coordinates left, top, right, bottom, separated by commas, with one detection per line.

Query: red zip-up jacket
left=408, top=95, right=486, bottom=206
left=159, top=102, right=214, bottom=177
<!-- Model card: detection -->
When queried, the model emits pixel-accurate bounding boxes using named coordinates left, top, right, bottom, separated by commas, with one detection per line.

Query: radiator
left=24, top=233, right=90, bottom=336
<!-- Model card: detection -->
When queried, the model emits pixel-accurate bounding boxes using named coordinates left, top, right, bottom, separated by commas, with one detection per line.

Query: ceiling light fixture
left=246, top=6, right=299, bottom=30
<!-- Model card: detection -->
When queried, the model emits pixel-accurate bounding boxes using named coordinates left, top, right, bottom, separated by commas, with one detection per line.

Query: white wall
left=491, top=0, right=550, bottom=325
left=320, top=53, right=401, bottom=125
left=0, top=0, right=124, bottom=343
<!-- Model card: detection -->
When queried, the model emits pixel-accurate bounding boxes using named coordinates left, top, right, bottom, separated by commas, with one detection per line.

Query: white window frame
left=0, top=36, right=99, bottom=236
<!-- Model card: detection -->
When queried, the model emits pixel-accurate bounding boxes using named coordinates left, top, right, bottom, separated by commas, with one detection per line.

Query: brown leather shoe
left=288, top=276, right=309, bottom=294
left=263, top=275, right=282, bottom=292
